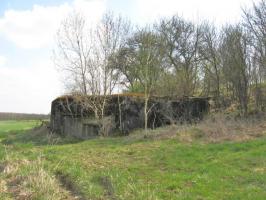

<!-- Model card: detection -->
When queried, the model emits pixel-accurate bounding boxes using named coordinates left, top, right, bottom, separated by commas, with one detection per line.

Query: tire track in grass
left=56, top=171, right=88, bottom=200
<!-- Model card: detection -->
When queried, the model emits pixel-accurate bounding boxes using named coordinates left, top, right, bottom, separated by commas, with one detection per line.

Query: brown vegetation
left=127, top=113, right=266, bottom=144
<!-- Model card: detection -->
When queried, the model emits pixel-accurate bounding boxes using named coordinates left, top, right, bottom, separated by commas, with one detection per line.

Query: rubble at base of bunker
left=50, top=94, right=209, bottom=139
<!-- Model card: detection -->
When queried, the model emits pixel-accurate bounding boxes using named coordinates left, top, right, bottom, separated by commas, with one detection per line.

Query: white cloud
left=0, top=61, right=61, bottom=113
left=0, top=0, right=106, bottom=49
left=136, top=0, right=258, bottom=25
left=74, top=0, right=106, bottom=20
left=0, top=55, right=7, bottom=67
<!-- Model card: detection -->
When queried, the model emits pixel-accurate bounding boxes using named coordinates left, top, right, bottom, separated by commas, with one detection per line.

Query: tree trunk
left=144, top=97, right=148, bottom=133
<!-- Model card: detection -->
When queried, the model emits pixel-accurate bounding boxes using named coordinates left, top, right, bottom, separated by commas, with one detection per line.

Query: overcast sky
left=0, top=0, right=259, bottom=114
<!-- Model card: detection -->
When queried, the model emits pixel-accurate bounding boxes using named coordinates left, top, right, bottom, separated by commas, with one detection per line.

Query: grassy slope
left=0, top=121, right=265, bottom=200
left=0, top=120, right=39, bottom=160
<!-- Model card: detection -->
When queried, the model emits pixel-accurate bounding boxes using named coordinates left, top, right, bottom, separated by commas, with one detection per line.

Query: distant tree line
left=0, top=112, right=49, bottom=121
left=54, top=0, right=266, bottom=117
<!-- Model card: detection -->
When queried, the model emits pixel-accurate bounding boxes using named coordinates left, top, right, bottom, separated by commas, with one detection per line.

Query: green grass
left=0, top=120, right=39, bottom=138
left=0, top=121, right=265, bottom=199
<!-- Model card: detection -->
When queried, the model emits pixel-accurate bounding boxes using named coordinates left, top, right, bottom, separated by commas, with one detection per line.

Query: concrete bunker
left=50, top=94, right=209, bottom=139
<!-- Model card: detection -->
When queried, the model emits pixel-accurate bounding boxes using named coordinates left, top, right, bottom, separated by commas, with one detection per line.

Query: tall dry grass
left=0, top=133, right=72, bottom=200
left=194, top=113, right=266, bottom=142
left=126, top=113, right=266, bottom=143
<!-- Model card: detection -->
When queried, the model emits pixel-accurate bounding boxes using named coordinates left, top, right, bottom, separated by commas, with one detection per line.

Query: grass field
left=0, top=119, right=265, bottom=200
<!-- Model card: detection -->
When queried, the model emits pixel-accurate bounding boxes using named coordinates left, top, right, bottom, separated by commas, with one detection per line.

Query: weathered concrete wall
left=50, top=95, right=209, bottom=138
left=62, top=117, right=100, bottom=139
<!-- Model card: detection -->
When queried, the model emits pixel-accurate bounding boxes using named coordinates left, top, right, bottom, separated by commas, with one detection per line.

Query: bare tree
left=158, top=16, right=202, bottom=96
left=243, top=0, right=266, bottom=110
left=89, top=12, right=131, bottom=120
left=113, top=28, right=164, bottom=131
left=131, top=29, right=164, bottom=132
left=199, top=22, right=222, bottom=104
left=220, top=25, right=252, bottom=115
left=243, top=0, right=266, bottom=72
left=54, top=12, right=92, bottom=95
left=54, top=12, right=131, bottom=134
left=94, top=12, right=131, bottom=96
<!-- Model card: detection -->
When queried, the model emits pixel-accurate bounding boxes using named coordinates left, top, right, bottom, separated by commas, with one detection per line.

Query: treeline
left=0, top=112, right=49, bottom=121
left=54, top=0, right=266, bottom=116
